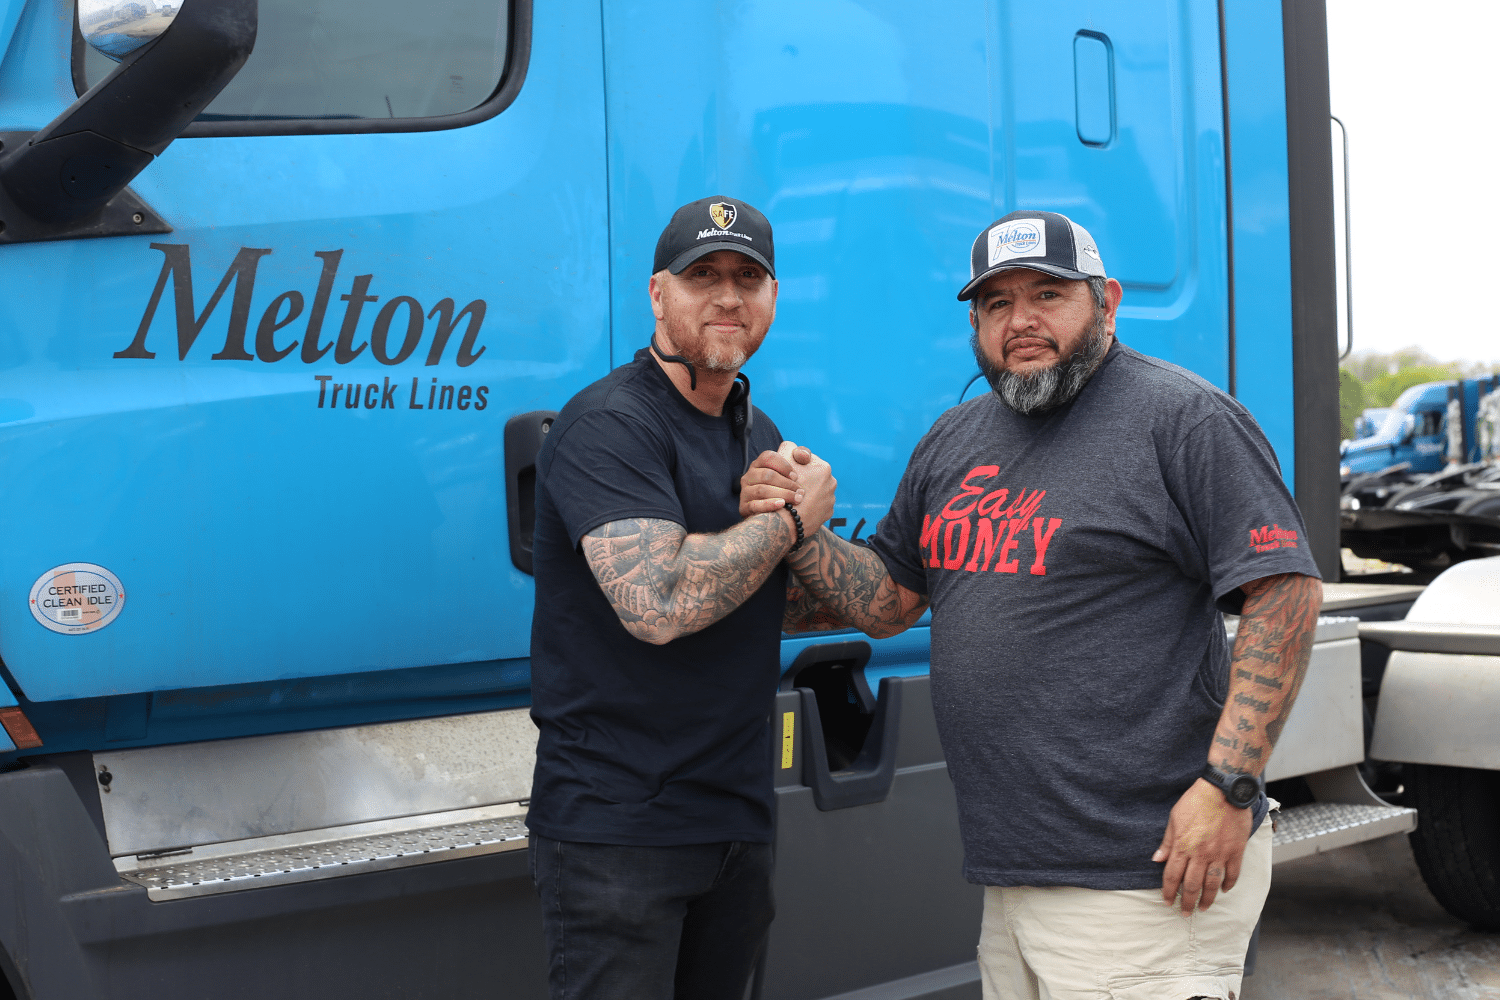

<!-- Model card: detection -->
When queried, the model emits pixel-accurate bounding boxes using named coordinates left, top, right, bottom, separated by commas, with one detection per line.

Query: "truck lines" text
left=316, top=376, right=490, bottom=412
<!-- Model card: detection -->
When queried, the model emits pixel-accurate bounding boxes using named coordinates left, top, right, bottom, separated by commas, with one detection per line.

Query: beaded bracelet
left=786, top=505, right=805, bottom=552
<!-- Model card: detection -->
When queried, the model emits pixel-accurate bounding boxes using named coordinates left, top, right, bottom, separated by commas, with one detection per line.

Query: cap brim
left=667, top=242, right=775, bottom=279
left=957, top=262, right=1092, bottom=301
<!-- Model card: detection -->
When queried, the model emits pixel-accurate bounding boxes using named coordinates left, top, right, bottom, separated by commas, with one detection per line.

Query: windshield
left=1352, top=408, right=1391, bottom=439
left=1367, top=383, right=1444, bottom=441
left=1372, top=406, right=1407, bottom=440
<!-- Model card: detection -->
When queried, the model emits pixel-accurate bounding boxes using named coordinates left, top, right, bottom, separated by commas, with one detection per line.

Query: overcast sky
left=1325, top=1, right=1499, bottom=366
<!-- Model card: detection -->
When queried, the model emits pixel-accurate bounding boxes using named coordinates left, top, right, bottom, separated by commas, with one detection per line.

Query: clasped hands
left=738, top=442, right=837, bottom=538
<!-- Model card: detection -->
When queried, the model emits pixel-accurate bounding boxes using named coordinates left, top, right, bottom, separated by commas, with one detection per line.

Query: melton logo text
left=1249, top=524, right=1299, bottom=552
left=112, top=245, right=487, bottom=367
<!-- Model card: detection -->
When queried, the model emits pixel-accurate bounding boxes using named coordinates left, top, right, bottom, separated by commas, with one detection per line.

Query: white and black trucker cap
left=653, top=196, right=775, bottom=278
left=957, top=210, right=1106, bottom=301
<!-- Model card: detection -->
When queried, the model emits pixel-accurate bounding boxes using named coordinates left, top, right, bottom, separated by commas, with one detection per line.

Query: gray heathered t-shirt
left=866, top=342, right=1321, bottom=890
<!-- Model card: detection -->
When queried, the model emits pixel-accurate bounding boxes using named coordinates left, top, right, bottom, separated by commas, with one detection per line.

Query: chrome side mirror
left=79, top=0, right=181, bottom=60
left=1400, top=413, right=1416, bottom=444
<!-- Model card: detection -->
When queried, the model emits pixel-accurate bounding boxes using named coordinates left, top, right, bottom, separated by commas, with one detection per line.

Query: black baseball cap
left=957, top=210, right=1107, bottom=301
left=653, top=196, right=775, bottom=278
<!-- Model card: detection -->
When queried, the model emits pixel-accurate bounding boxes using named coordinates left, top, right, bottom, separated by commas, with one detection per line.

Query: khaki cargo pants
left=977, top=819, right=1272, bottom=1000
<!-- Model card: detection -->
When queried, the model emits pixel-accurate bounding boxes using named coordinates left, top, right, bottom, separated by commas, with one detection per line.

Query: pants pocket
left=1107, top=969, right=1240, bottom=1000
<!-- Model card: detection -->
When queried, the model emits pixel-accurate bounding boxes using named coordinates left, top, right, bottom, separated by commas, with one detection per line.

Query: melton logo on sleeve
left=1248, top=524, right=1299, bottom=553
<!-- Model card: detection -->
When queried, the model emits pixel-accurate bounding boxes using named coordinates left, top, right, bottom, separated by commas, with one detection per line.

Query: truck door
left=601, top=0, right=1229, bottom=546
left=994, top=0, right=1231, bottom=388
left=0, top=0, right=609, bottom=710
left=600, top=2, right=1231, bottom=997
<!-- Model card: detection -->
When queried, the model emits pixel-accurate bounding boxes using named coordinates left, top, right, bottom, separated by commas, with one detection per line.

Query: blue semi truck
left=13, top=1, right=1499, bottom=998
left=1340, top=376, right=1500, bottom=567
left=1343, top=377, right=1500, bottom=476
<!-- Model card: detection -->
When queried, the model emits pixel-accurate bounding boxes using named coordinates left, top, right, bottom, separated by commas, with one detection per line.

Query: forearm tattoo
left=782, top=582, right=847, bottom=634
left=583, top=513, right=794, bottom=644
left=785, top=527, right=929, bottom=639
left=1211, top=573, right=1323, bottom=776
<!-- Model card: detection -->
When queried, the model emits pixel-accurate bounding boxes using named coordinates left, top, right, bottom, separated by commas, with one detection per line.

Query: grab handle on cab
left=505, top=410, right=556, bottom=575
left=781, top=641, right=903, bottom=811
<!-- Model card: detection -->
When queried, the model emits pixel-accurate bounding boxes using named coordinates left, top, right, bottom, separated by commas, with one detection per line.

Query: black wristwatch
left=1200, top=763, right=1262, bottom=809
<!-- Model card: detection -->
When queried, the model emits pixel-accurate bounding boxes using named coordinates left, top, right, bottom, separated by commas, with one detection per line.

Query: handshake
left=737, top=442, right=838, bottom=541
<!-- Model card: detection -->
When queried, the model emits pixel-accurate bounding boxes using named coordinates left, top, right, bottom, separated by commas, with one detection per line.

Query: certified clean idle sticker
left=29, top=563, right=126, bottom=635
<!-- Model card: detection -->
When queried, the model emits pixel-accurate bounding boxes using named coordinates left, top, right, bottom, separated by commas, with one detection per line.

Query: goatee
left=974, top=313, right=1112, bottom=416
left=701, top=346, right=747, bottom=372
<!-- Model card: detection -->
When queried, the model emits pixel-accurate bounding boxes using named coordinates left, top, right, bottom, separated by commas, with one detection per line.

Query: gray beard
left=701, top=346, right=747, bottom=372
left=974, top=313, right=1111, bottom=416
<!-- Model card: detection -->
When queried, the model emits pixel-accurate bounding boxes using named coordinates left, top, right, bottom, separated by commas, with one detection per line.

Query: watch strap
left=1200, top=762, right=1262, bottom=809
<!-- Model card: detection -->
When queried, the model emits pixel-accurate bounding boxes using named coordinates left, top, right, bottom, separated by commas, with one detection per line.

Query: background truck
left=1342, top=377, right=1500, bottom=478
left=1340, top=376, right=1500, bottom=569
left=4, top=1, right=1491, bottom=998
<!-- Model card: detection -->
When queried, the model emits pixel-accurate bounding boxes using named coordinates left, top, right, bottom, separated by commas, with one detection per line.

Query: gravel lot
left=1245, top=833, right=1500, bottom=1000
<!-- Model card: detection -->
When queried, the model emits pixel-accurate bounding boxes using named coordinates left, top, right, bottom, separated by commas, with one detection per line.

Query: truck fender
left=1368, top=556, right=1500, bottom=768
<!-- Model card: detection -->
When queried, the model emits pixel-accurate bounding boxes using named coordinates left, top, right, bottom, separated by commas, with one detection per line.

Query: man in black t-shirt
left=527, top=197, right=837, bottom=1000
left=742, top=211, right=1323, bottom=1000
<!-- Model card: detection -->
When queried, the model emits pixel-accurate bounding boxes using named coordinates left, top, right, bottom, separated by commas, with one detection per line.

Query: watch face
left=1229, top=775, right=1259, bottom=806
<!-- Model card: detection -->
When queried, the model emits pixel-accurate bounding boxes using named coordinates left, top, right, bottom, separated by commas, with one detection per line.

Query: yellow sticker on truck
left=781, top=711, right=795, bottom=769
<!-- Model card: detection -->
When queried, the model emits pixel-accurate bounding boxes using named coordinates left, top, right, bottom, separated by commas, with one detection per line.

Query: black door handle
left=505, top=410, right=557, bottom=575
left=780, top=641, right=903, bottom=810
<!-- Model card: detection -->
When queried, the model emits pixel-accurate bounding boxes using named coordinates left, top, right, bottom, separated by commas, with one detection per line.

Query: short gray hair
left=1085, top=276, right=1108, bottom=310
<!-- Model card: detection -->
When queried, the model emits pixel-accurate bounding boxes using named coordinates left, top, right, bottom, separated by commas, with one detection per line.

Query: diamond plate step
left=1271, top=800, right=1415, bottom=865
left=115, top=801, right=529, bottom=901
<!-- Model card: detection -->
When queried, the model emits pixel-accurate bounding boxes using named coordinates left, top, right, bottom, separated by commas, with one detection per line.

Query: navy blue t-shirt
left=527, top=349, right=788, bottom=846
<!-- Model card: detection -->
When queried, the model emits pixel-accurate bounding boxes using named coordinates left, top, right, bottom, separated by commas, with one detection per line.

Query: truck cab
left=1341, top=383, right=1452, bottom=477
left=1342, top=377, right=1500, bottom=478
left=0, top=1, right=1362, bottom=997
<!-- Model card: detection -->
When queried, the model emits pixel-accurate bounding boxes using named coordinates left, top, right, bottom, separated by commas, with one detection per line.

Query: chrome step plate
left=1271, top=800, right=1416, bottom=865
left=116, top=802, right=529, bottom=901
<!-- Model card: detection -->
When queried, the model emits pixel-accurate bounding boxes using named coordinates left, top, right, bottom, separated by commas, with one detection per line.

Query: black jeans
left=529, top=834, right=775, bottom=1000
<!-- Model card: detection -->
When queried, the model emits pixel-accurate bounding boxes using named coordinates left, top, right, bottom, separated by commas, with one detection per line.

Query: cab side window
left=78, top=0, right=520, bottom=132
left=1418, top=411, right=1444, bottom=437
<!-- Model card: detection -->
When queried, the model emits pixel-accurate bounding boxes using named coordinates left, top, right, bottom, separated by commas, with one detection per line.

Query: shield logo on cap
left=709, top=202, right=737, bottom=230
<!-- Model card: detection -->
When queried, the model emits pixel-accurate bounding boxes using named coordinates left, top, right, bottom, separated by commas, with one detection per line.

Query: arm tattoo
left=785, top=527, right=929, bottom=639
left=782, top=583, right=847, bottom=634
left=583, top=513, right=794, bottom=645
left=1210, top=573, right=1322, bottom=776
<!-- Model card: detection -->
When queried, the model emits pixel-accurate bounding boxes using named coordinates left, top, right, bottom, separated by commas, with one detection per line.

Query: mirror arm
left=0, top=0, right=256, bottom=239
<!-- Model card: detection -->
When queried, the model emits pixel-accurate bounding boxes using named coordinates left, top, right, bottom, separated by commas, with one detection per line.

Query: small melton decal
left=1249, top=524, right=1299, bottom=553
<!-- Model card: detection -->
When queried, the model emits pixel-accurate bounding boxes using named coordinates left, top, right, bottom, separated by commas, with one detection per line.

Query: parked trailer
left=0, top=0, right=1437, bottom=997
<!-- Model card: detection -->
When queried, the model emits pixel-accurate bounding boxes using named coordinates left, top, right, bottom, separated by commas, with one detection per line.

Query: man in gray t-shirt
left=744, top=211, right=1322, bottom=1000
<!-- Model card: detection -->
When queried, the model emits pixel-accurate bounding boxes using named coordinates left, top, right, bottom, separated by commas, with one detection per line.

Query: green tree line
left=1339, top=348, right=1498, bottom=439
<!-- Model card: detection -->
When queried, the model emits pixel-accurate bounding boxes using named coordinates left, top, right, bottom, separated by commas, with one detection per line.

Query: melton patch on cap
left=987, top=218, right=1047, bottom=266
